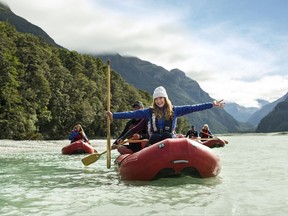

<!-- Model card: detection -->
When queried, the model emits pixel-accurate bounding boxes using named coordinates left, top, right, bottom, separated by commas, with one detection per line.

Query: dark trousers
left=148, top=132, right=173, bottom=145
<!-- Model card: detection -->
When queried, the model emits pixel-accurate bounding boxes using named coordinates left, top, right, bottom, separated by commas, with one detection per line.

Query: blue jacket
left=113, top=102, right=213, bottom=134
left=68, top=131, right=79, bottom=141
left=68, top=130, right=89, bottom=143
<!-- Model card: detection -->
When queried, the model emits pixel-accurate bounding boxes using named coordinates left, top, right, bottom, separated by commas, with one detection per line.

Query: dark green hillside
left=0, top=22, right=151, bottom=140
left=256, top=100, right=288, bottom=133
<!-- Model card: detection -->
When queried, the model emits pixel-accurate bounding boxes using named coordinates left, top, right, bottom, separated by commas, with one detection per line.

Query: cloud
left=200, top=75, right=288, bottom=108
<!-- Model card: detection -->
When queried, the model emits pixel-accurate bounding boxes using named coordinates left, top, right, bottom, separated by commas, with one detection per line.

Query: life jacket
left=75, top=133, right=83, bottom=140
left=188, top=130, right=198, bottom=138
left=149, top=107, right=174, bottom=134
left=69, top=130, right=83, bottom=142
left=200, top=129, right=211, bottom=138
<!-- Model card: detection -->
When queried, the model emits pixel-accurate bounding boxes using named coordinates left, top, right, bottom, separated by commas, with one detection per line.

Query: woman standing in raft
left=107, top=86, right=224, bottom=145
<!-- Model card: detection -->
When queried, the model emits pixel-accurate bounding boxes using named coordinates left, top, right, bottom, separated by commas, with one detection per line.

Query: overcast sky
left=4, top=0, right=288, bottom=108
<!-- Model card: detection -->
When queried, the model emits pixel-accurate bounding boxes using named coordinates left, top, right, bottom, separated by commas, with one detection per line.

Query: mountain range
left=1, top=1, right=287, bottom=133
left=247, top=92, right=288, bottom=126
left=223, top=103, right=258, bottom=123
left=256, top=98, right=288, bottom=133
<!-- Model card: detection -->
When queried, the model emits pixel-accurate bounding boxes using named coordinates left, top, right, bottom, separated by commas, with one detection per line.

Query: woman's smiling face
left=154, top=97, right=166, bottom=108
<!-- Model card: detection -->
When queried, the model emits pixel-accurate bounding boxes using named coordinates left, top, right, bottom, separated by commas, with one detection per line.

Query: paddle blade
left=81, top=153, right=101, bottom=166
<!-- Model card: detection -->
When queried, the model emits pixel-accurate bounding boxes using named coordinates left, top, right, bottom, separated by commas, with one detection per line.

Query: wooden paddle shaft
left=106, top=60, right=111, bottom=168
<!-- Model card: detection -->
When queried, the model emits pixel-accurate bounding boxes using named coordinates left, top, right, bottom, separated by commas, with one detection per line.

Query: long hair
left=152, top=97, right=173, bottom=120
left=203, top=124, right=209, bottom=131
left=74, top=124, right=83, bottom=132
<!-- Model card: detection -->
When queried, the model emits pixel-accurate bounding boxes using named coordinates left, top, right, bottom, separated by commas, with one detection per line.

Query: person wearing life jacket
left=199, top=124, right=213, bottom=141
left=112, top=101, right=149, bottom=154
left=185, top=125, right=198, bottom=139
left=107, top=86, right=224, bottom=145
left=68, top=124, right=91, bottom=145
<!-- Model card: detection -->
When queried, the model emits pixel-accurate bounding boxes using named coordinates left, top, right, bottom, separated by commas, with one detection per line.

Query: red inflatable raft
left=62, top=140, right=95, bottom=155
left=114, top=138, right=222, bottom=181
left=197, top=137, right=226, bottom=148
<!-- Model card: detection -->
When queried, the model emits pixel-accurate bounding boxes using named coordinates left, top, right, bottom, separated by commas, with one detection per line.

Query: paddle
left=81, top=139, right=148, bottom=166
left=106, top=60, right=111, bottom=169
left=81, top=139, right=128, bottom=166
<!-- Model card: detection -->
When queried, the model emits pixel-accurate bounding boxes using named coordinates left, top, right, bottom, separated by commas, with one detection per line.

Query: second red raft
left=62, top=140, right=95, bottom=155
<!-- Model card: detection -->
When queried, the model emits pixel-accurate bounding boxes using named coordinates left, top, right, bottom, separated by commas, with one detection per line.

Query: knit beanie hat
left=153, top=86, right=168, bottom=99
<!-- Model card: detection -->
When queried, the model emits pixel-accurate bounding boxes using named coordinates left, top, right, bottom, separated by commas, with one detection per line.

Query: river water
left=0, top=133, right=287, bottom=216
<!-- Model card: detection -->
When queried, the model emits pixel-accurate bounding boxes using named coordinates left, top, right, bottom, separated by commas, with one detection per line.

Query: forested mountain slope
left=0, top=22, right=152, bottom=140
left=248, top=92, right=288, bottom=126
left=256, top=99, right=288, bottom=133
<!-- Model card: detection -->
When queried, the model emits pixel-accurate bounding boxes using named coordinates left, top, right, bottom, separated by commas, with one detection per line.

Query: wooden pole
left=106, top=60, right=111, bottom=168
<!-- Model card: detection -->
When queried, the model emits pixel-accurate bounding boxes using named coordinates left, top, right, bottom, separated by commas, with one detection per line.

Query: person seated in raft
left=185, top=125, right=198, bottom=139
left=112, top=101, right=149, bottom=154
left=68, top=124, right=91, bottom=145
left=199, top=124, right=213, bottom=141
left=107, top=86, right=224, bottom=145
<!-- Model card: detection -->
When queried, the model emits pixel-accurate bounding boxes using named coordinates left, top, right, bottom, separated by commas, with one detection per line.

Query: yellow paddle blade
left=81, top=153, right=102, bottom=166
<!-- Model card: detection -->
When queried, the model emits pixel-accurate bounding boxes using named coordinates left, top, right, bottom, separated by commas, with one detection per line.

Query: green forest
left=0, top=21, right=156, bottom=140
